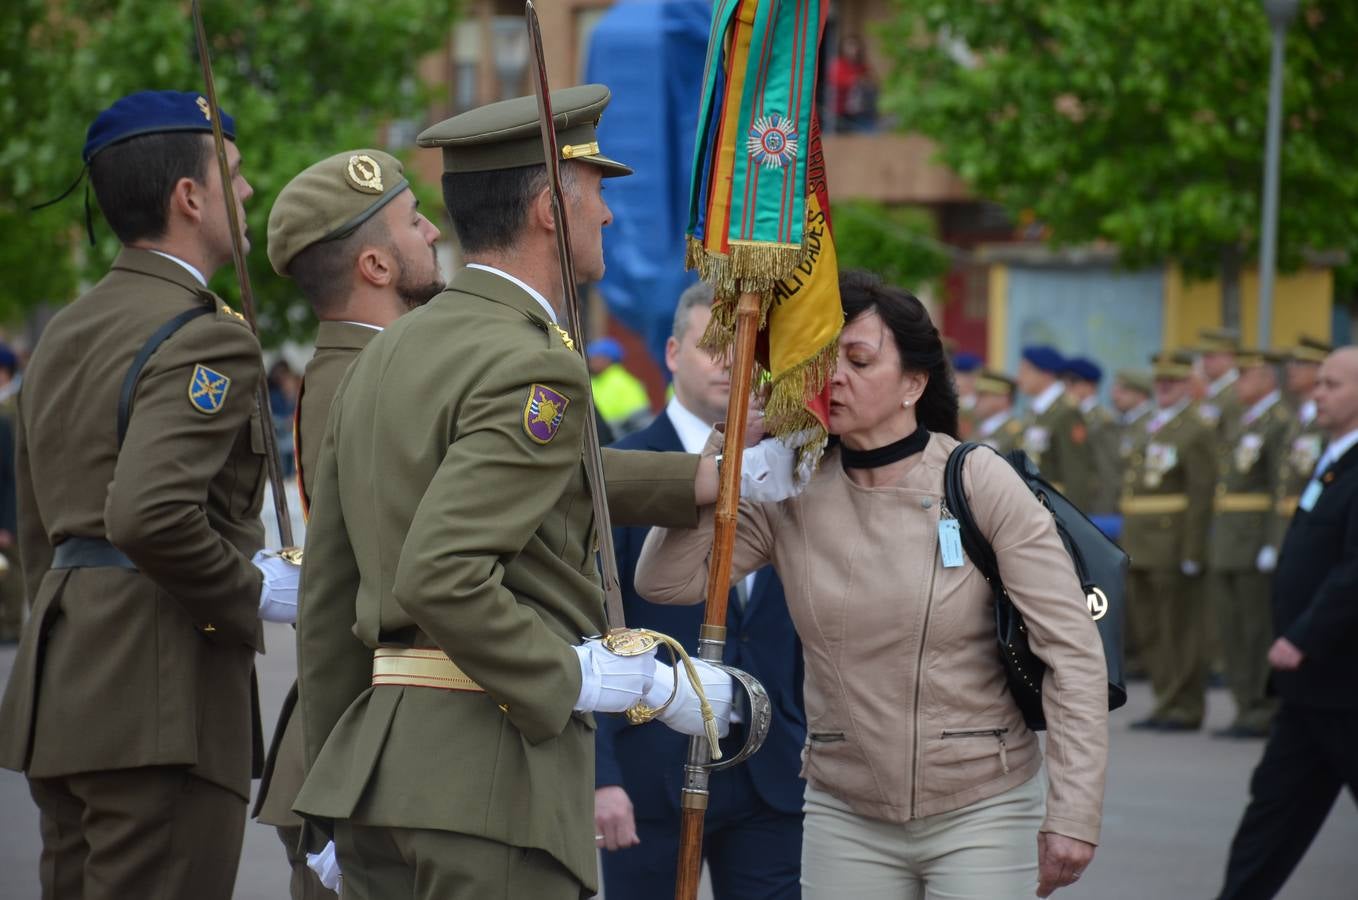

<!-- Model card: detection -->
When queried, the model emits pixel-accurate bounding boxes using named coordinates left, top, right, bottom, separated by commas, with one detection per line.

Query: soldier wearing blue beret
left=1062, top=356, right=1119, bottom=515
left=0, top=90, right=287, bottom=900
left=1016, top=345, right=1096, bottom=510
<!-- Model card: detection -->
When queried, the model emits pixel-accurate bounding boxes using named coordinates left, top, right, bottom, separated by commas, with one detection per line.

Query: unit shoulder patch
left=188, top=363, right=231, bottom=415
left=523, top=383, right=570, bottom=444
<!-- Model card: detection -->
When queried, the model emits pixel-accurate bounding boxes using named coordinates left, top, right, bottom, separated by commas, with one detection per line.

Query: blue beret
left=1021, top=345, right=1065, bottom=374
left=952, top=351, right=982, bottom=373
left=1062, top=356, right=1102, bottom=383
left=586, top=337, right=623, bottom=363
left=84, top=91, right=237, bottom=164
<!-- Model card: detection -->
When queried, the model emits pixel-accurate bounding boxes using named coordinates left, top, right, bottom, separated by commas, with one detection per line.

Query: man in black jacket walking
left=1217, top=346, right=1358, bottom=900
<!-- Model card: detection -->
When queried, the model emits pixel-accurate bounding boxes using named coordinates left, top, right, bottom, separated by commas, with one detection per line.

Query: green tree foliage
left=830, top=200, right=952, bottom=296
left=879, top=0, right=1358, bottom=305
left=1, top=0, right=458, bottom=343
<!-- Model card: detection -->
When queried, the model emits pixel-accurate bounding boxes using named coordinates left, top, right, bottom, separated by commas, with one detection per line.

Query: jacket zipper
left=910, top=501, right=944, bottom=819
left=940, top=727, right=1011, bottom=774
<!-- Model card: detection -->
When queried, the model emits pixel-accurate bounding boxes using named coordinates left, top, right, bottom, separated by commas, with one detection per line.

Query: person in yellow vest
left=1206, top=349, right=1292, bottom=739
left=587, top=336, right=652, bottom=435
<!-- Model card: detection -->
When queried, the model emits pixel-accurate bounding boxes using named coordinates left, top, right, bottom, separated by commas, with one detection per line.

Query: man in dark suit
left=594, top=281, right=806, bottom=899
left=1217, top=346, right=1358, bottom=900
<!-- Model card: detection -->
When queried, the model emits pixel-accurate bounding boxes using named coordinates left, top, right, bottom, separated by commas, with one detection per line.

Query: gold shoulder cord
left=601, top=628, right=722, bottom=760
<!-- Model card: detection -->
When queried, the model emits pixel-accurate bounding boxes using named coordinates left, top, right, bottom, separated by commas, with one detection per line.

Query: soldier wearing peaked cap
left=972, top=369, right=1023, bottom=453
left=1196, top=327, right=1243, bottom=431
left=1121, top=352, right=1216, bottom=731
left=254, top=148, right=444, bottom=899
left=1277, top=337, right=1332, bottom=524
left=1206, top=349, right=1290, bottom=739
left=0, top=90, right=291, bottom=900
left=292, top=85, right=778, bottom=899
left=1016, top=345, right=1096, bottom=510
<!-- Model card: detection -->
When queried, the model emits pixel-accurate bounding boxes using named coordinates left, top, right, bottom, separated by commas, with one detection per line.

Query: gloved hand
left=641, top=658, right=734, bottom=739
left=1181, top=560, right=1202, bottom=577
left=573, top=639, right=658, bottom=713
left=740, top=430, right=818, bottom=503
left=1256, top=546, right=1278, bottom=574
left=252, top=549, right=300, bottom=623
left=305, top=840, right=341, bottom=892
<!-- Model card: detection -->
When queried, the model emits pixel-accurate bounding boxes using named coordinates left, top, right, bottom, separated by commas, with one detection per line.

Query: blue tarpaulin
left=584, top=0, right=711, bottom=370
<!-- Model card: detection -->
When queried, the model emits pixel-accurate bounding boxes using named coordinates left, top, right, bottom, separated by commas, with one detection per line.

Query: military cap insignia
left=523, top=384, right=570, bottom=444
left=747, top=113, right=798, bottom=170
left=197, top=96, right=211, bottom=121
left=346, top=154, right=385, bottom=194
left=188, top=364, right=231, bottom=414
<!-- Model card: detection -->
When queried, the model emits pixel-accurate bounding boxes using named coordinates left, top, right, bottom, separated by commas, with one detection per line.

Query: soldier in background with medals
left=1121, top=351, right=1216, bottom=731
left=1206, top=350, right=1291, bottom=739
left=1016, top=345, right=1096, bottom=510
left=972, top=369, right=1023, bottom=452
left=253, top=148, right=445, bottom=898
left=1196, top=327, right=1243, bottom=432
left=1277, top=338, right=1332, bottom=523
left=1064, top=356, right=1120, bottom=515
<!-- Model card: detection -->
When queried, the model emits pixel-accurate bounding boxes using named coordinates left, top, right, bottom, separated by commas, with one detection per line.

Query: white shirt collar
left=1148, top=397, right=1192, bottom=432
left=466, top=263, right=558, bottom=325
left=1300, top=398, right=1317, bottom=425
left=1242, top=389, right=1281, bottom=426
left=1078, top=395, right=1099, bottom=416
left=1208, top=369, right=1239, bottom=399
left=1032, top=381, right=1065, bottom=415
left=665, top=396, right=714, bottom=454
left=335, top=321, right=384, bottom=332
left=977, top=410, right=1011, bottom=438
left=1318, top=427, right=1358, bottom=475
left=149, top=250, right=207, bottom=287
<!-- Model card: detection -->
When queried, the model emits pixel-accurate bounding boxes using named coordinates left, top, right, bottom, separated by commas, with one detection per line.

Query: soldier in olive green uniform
left=1064, top=356, right=1121, bottom=515
left=953, top=350, right=982, bottom=440
left=1121, top=352, right=1217, bottom=730
left=1276, top=338, right=1332, bottom=522
left=0, top=92, right=278, bottom=900
left=1206, top=351, right=1291, bottom=738
left=1196, top=327, right=1243, bottom=432
left=1016, top=345, right=1096, bottom=509
left=252, top=150, right=445, bottom=898
left=294, top=86, right=743, bottom=899
left=972, top=369, right=1023, bottom=453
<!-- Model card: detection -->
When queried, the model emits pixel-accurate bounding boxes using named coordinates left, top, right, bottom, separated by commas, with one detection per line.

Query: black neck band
left=838, top=424, right=930, bottom=469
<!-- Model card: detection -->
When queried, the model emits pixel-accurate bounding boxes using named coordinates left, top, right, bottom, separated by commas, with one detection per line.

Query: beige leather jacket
left=636, top=432, right=1108, bottom=844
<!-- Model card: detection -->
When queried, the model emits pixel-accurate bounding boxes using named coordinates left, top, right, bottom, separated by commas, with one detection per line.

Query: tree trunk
left=1220, top=244, right=1242, bottom=330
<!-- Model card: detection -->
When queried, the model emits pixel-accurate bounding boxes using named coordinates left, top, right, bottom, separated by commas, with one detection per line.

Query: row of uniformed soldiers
left=954, top=329, right=1332, bottom=736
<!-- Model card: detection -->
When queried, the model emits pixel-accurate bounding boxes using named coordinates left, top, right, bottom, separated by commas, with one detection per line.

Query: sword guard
left=700, top=663, right=771, bottom=772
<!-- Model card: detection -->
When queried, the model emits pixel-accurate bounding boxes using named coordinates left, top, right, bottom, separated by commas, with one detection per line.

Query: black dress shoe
left=1129, top=716, right=1164, bottom=731
left=1212, top=723, right=1269, bottom=739
left=1157, top=719, right=1201, bottom=733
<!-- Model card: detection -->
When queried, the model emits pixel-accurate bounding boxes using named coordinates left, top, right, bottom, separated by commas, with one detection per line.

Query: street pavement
left=1, top=629, right=1354, bottom=898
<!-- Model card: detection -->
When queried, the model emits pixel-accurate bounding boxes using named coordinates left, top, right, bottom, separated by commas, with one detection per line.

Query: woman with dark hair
left=635, top=270, right=1108, bottom=899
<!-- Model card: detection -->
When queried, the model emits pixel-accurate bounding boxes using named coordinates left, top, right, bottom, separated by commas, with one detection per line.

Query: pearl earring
left=902, top=399, right=912, bottom=408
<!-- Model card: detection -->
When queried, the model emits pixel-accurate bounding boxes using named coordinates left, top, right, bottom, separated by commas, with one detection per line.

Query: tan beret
left=267, top=149, right=409, bottom=276
left=416, top=84, right=631, bottom=177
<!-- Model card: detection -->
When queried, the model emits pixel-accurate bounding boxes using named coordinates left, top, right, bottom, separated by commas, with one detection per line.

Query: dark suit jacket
left=1271, top=442, right=1358, bottom=708
left=596, top=411, right=806, bottom=819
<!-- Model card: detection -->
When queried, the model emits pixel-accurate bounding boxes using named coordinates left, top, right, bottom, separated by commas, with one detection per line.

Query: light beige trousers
left=801, top=772, right=1045, bottom=900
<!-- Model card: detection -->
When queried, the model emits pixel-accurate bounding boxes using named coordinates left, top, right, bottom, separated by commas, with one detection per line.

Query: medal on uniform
left=1024, top=425, right=1049, bottom=458
left=1234, top=433, right=1263, bottom=474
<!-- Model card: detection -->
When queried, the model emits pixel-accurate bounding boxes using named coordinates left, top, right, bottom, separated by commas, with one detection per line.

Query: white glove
left=740, top=430, right=817, bottom=503
left=305, top=840, right=341, bottom=893
left=252, top=549, right=300, bottom=623
left=1181, top=560, right=1202, bottom=577
left=573, top=639, right=658, bottom=713
left=641, top=658, right=734, bottom=739
left=1256, top=546, right=1278, bottom=574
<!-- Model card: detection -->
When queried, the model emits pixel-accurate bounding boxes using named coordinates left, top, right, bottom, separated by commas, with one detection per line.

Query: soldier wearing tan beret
left=255, top=148, right=444, bottom=898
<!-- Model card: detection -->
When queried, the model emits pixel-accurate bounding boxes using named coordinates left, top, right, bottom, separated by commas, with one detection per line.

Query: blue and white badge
left=939, top=518, right=965, bottom=568
left=1299, top=479, right=1323, bottom=513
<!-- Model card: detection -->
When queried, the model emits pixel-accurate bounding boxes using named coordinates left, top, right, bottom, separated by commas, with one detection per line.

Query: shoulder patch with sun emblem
left=188, top=364, right=231, bottom=415
left=523, top=384, right=570, bottom=444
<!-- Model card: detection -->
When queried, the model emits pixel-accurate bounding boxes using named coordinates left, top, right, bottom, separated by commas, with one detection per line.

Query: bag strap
left=117, top=305, right=213, bottom=448
left=943, top=441, right=1000, bottom=583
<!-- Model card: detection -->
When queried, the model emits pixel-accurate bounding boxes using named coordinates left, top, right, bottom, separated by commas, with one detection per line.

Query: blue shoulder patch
left=188, top=363, right=231, bottom=415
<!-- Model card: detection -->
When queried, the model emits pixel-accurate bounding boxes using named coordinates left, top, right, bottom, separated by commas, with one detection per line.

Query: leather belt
left=51, top=537, right=137, bottom=571
left=1214, top=493, right=1272, bottom=513
left=1120, top=494, right=1190, bottom=515
left=372, top=647, right=485, bottom=693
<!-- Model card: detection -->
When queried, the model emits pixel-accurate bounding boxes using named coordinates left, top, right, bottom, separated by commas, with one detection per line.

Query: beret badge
left=346, top=154, right=384, bottom=194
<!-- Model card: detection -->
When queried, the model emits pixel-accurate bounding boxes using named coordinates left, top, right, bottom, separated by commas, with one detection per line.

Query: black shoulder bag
left=943, top=442, right=1128, bottom=730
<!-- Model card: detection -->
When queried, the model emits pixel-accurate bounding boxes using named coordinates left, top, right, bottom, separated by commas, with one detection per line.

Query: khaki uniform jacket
left=976, top=412, right=1023, bottom=454
left=1022, top=393, right=1095, bottom=510
left=293, top=267, right=698, bottom=892
left=1277, top=418, right=1326, bottom=521
left=1199, top=377, right=1242, bottom=435
left=1120, top=403, right=1216, bottom=571
left=1084, top=404, right=1121, bottom=515
left=1208, top=396, right=1292, bottom=570
left=635, top=434, right=1109, bottom=845
left=256, top=321, right=376, bottom=826
left=0, top=248, right=266, bottom=800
